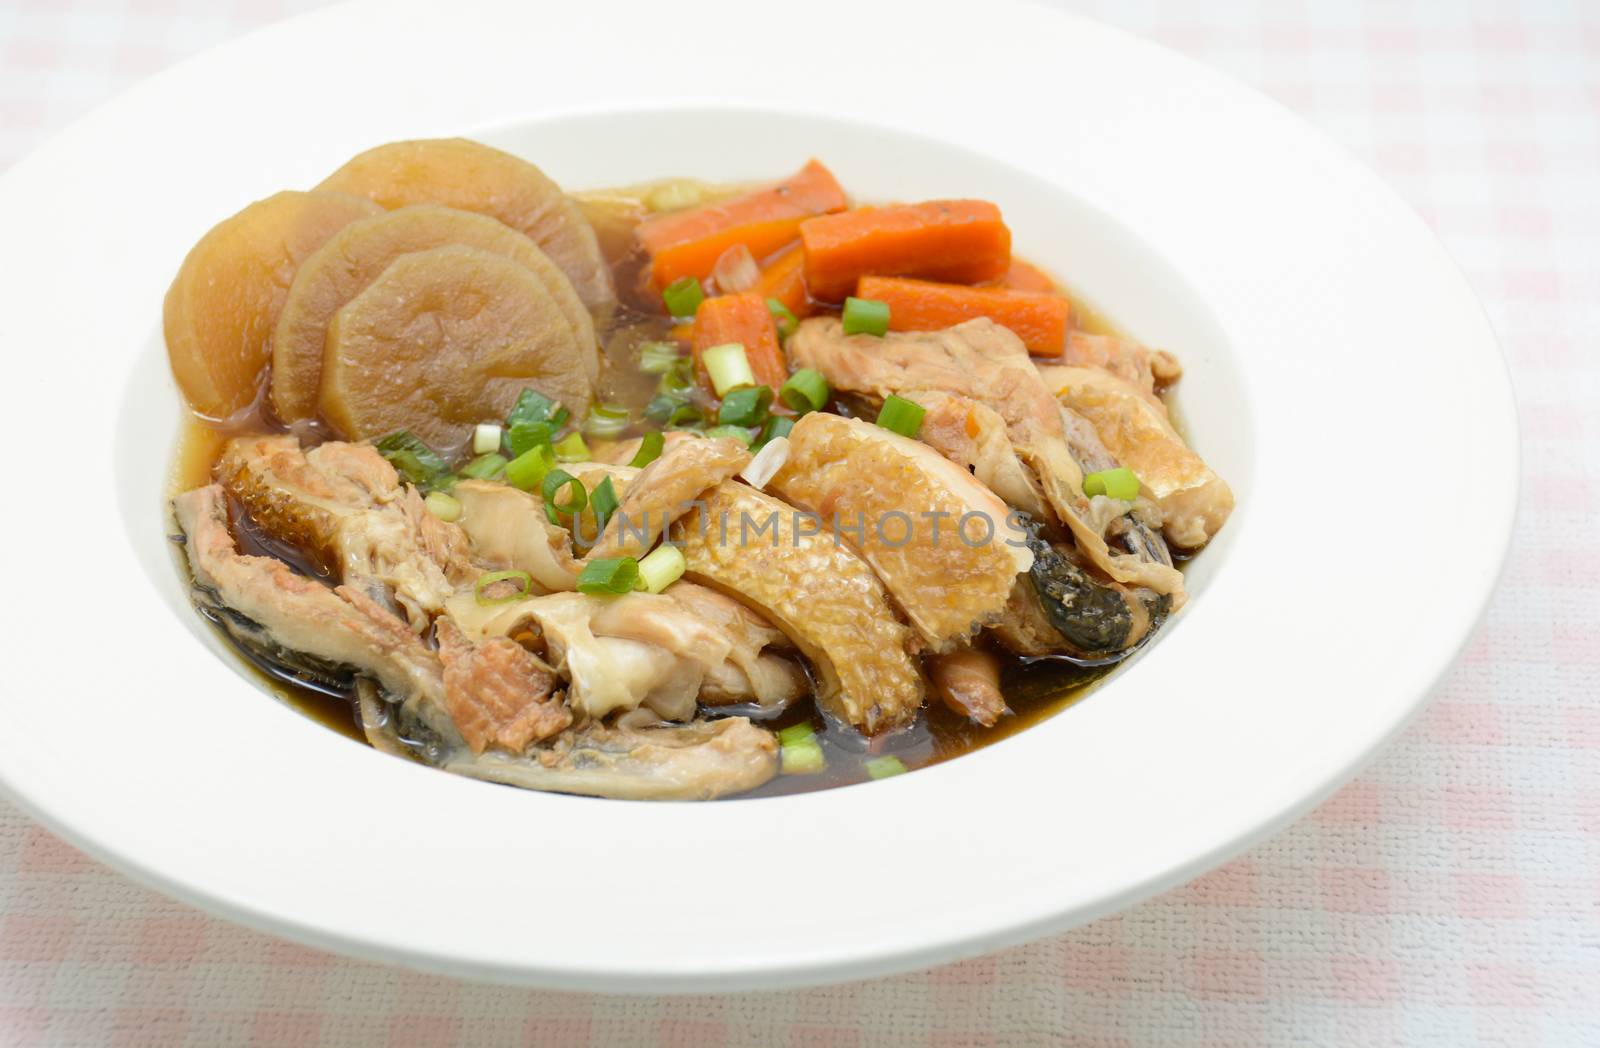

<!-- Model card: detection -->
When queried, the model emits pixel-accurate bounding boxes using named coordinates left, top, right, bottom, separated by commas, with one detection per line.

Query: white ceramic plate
left=0, top=0, right=1514, bottom=991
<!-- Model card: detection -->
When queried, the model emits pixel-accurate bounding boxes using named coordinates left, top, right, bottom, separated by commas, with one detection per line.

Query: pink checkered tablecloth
left=2, top=1, right=1597, bottom=1044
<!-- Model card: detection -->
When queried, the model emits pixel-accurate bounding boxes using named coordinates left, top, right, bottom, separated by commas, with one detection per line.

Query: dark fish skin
left=1022, top=520, right=1137, bottom=655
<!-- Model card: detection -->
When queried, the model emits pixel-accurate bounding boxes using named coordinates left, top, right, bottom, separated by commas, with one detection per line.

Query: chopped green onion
left=637, top=543, right=686, bottom=594
left=457, top=452, right=508, bottom=481
left=702, top=425, right=753, bottom=447
left=781, top=737, right=826, bottom=775
left=576, top=556, right=640, bottom=595
left=777, top=722, right=816, bottom=745
left=644, top=393, right=682, bottom=425
left=755, top=414, right=794, bottom=449
left=374, top=430, right=450, bottom=489
left=717, top=385, right=773, bottom=427
left=540, top=469, right=587, bottom=525
left=658, top=357, right=697, bottom=395
left=582, top=402, right=631, bottom=441
left=766, top=297, right=798, bottom=339
left=701, top=342, right=756, bottom=397
left=779, top=368, right=828, bottom=413
left=590, top=476, right=621, bottom=535
left=629, top=430, right=665, bottom=468
left=504, top=444, right=555, bottom=491
left=842, top=296, right=890, bottom=337
left=423, top=491, right=462, bottom=522
left=474, top=569, right=532, bottom=606
left=662, top=276, right=705, bottom=318
left=553, top=432, right=591, bottom=462
left=638, top=341, right=682, bottom=374
left=505, top=388, right=568, bottom=430
left=506, top=419, right=552, bottom=458
left=1083, top=467, right=1141, bottom=501
left=472, top=423, right=502, bottom=455
left=875, top=394, right=926, bottom=438
left=864, top=755, right=908, bottom=780
left=667, top=402, right=705, bottom=429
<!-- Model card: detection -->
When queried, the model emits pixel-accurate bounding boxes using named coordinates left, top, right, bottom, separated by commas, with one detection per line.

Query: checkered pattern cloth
left=2, top=1, right=1597, bottom=1044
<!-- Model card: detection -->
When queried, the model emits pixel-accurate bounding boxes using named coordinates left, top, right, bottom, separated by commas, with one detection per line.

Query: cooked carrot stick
left=752, top=244, right=814, bottom=319
left=692, top=293, right=788, bottom=393
left=857, top=275, right=1070, bottom=357
left=799, top=200, right=1011, bottom=301
left=1000, top=257, right=1057, bottom=293
left=639, top=160, right=847, bottom=290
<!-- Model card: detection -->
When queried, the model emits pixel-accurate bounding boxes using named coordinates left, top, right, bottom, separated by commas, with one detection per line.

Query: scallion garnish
left=576, top=556, right=641, bottom=595
left=374, top=430, right=450, bottom=489
left=638, top=341, right=682, bottom=374
left=474, top=569, right=532, bottom=606
left=472, top=423, right=503, bottom=455
left=667, top=402, right=704, bottom=429
left=766, top=297, right=798, bottom=340
left=1083, top=467, right=1140, bottom=501
left=637, top=544, right=686, bottom=594
left=505, top=388, right=568, bottom=431
left=658, top=357, right=696, bottom=395
left=590, top=476, right=621, bottom=535
left=701, top=342, right=756, bottom=397
left=583, top=403, right=631, bottom=441
left=780, top=725, right=825, bottom=774
left=864, top=755, right=907, bottom=780
left=553, top=432, right=591, bottom=462
left=424, top=490, right=463, bottom=522
left=662, top=276, right=705, bottom=318
left=702, top=424, right=754, bottom=447
left=645, top=393, right=682, bottom=425
left=717, top=385, right=773, bottom=427
left=875, top=394, right=926, bottom=438
left=457, top=452, right=508, bottom=481
left=842, top=296, right=890, bottom=337
left=504, top=444, right=555, bottom=492
left=754, top=414, right=794, bottom=450
left=629, top=430, right=665, bottom=468
left=506, top=419, right=552, bottom=458
left=779, top=368, right=828, bottom=414
left=540, top=469, right=587, bottom=525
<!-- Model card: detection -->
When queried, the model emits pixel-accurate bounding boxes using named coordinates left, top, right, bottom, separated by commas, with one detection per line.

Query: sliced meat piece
left=1037, top=365, right=1233, bottom=550
left=442, top=582, right=796, bottom=721
left=450, top=479, right=579, bottom=593
left=216, top=434, right=474, bottom=628
left=436, top=618, right=570, bottom=754
left=908, top=391, right=1049, bottom=521
left=1060, top=330, right=1180, bottom=408
left=666, top=582, right=805, bottom=710
left=787, top=316, right=1184, bottom=600
left=927, top=650, right=1008, bottom=727
left=445, top=717, right=777, bottom=801
left=173, top=484, right=450, bottom=732
left=599, top=430, right=703, bottom=466
left=585, top=436, right=750, bottom=562
left=671, top=481, right=924, bottom=734
left=769, top=412, right=1031, bottom=652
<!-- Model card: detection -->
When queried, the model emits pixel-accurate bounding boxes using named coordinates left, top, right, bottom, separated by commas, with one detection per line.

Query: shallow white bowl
left=0, top=0, right=1514, bottom=991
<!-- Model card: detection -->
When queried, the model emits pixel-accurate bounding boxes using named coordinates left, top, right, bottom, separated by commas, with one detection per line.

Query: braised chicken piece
left=217, top=434, right=475, bottom=629
left=444, top=718, right=778, bottom=802
left=769, top=412, right=1032, bottom=651
left=585, top=436, right=750, bottom=561
left=1059, top=330, right=1181, bottom=409
left=450, top=480, right=579, bottom=593
left=928, top=650, right=1008, bottom=727
left=787, top=316, right=1184, bottom=601
left=435, top=618, right=570, bottom=753
left=672, top=481, right=924, bottom=735
left=1037, top=365, right=1234, bottom=549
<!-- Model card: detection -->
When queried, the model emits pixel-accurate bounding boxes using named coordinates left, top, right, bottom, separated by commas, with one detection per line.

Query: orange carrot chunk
left=1000, top=257, right=1057, bottom=293
left=692, top=292, right=789, bottom=393
left=856, top=275, right=1071, bottom=357
left=752, top=244, right=814, bottom=319
left=639, top=160, right=847, bottom=290
left=799, top=200, right=1012, bottom=302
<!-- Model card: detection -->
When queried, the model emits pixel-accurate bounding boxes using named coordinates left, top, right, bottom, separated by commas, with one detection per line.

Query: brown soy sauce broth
left=169, top=177, right=1178, bottom=797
